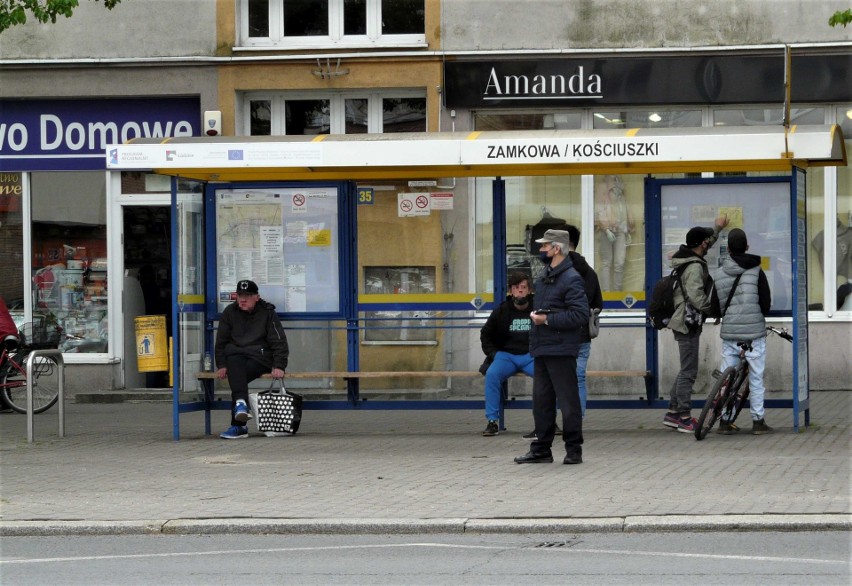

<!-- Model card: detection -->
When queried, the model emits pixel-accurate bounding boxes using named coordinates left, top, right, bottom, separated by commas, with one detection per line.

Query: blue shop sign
left=0, top=97, right=200, bottom=172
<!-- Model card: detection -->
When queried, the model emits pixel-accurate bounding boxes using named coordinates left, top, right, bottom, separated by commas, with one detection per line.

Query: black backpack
left=647, top=267, right=683, bottom=330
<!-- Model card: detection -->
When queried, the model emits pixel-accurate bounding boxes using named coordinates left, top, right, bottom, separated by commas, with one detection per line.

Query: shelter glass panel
left=594, top=174, right=644, bottom=298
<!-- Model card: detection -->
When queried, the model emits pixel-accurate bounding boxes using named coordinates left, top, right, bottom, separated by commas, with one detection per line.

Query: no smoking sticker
left=398, top=192, right=431, bottom=217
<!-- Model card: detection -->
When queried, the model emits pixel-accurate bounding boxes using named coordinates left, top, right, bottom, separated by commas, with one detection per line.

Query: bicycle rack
left=26, top=349, right=65, bottom=444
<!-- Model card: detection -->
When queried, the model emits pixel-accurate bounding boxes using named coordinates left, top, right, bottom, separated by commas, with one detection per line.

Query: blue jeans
left=484, top=351, right=534, bottom=421
left=721, top=337, right=767, bottom=421
left=576, top=342, right=591, bottom=418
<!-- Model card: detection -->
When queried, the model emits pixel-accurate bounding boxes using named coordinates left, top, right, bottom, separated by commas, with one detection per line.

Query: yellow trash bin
left=134, top=315, right=168, bottom=372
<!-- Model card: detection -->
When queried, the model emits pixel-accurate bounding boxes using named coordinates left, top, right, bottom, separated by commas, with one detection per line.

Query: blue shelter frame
left=171, top=170, right=810, bottom=439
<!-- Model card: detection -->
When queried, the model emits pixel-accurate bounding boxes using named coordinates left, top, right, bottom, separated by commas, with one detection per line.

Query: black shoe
left=482, top=420, right=499, bottom=437
left=514, top=451, right=553, bottom=464
left=563, top=452, right=583, bottom=465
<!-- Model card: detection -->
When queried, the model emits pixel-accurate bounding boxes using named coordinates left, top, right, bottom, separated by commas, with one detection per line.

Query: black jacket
left=214, top=299, right=289, bottom=371
left=569, top=251, right=603, bottom=343
left=530, top=256, right=589, bottom=358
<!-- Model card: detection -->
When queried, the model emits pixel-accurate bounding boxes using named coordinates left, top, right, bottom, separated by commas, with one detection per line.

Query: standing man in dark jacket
left=711, top=228, right=773, bottom=434
left=215, top=279, right=289, bottom=439
left=479, top=272, right=534, bottom=437
left=515, top=229, right=589, bottom=465
left=663, top=215, right=728, bottom=433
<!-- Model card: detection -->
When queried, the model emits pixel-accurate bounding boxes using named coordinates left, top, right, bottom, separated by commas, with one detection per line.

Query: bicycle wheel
left=695, top=366, right=738, bottom=440
left=0, top=352, right=60, bottom=414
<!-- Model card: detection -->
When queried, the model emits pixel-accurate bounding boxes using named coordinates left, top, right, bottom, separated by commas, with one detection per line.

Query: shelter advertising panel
left=660, top=180, right=792, bottom=312
left=213, top=186, right=340, bottom=314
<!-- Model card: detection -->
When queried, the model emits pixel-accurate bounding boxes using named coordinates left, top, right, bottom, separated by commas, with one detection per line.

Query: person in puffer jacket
left=711, top=228, right=773, bottom=435
left=214, top=279, right=289, bottom=439
left=514, top=229, right=589, bottom=466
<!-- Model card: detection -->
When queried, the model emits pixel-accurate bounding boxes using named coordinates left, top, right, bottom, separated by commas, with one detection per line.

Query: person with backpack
left=710, top=228, right=773, bottom=435
left=663, top=215, right=728, bottom=433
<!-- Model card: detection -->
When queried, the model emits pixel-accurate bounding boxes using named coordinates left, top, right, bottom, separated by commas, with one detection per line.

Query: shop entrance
left=122, top=204, right=171, bottom=389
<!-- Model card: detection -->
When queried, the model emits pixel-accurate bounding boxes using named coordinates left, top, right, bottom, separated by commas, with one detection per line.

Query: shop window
left=239, top=0, right=425, bottom=49
left=473, top=175, right=583, bottom=295
left=826, top=105, right=852, bottom=312
left=474, top=112, right=582, bottom=131
left=242, top=92, right=424, bottom=135
left=31, top=172, right=108, bottom=353
left=593, top=109, right=701, bottom=129
left=594, top=174, right=644, bottom=298
left=0, top=172, right=24, bottom=325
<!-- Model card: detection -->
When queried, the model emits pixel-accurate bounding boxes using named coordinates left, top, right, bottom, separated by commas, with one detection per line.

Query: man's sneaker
left=663, top=412, right=681, bottom=429
left=482, top=420, right=499, bottom=436
left=676, top=417, right=697, bottom=433
left=752, top=419, right=773, bottom=435
left=220, top=425, right=248, bottom=439
left=234, top=400, right=252, bottom=424
left=717, top=420, right=740, bottom=435
left=521, top=424, right=560, bottom=440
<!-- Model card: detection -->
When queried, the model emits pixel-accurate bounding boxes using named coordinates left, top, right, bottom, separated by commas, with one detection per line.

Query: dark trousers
left=669, top=328, right=701, bottom=415
left=530, top=355, right=583, bottom=456
left=226, top=355, right=269, bottom=426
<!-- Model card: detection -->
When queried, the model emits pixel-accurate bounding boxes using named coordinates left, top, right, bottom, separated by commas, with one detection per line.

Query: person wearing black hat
left=514, top=229, right=589, bottom=465
left=214, top=279, right=289, bottom=439
left=662, top=215, right=729, bottom=434
left=711, top=228, right=773, bottom=434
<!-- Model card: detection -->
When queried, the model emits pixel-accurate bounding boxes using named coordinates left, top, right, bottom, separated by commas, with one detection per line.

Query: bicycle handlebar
left=766, top=325, right=793, bottom=343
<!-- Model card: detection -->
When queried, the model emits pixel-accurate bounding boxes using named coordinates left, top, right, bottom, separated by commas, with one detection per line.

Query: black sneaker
left=482, top=420, right=499, bottom=436
left=717, top=420, right=740, bottom=435
left=752, top=419, right=773, bottom=435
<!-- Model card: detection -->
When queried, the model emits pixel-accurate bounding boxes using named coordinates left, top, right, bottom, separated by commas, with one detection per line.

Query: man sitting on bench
left=215, top=279, right=289, bottom=439
left=479, top=272, right=535, bottom=437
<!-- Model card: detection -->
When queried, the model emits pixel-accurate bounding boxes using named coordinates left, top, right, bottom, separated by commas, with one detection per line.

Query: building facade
left=1, top=0, right=849, bottom=396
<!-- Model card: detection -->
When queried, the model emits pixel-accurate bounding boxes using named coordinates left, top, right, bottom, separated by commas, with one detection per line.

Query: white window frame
left=240, top=90, right=426, bottom=135
left=237, top=0, right=426, bottom=50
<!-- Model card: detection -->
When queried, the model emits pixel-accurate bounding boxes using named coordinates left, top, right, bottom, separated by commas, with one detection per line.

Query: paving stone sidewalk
left=0, top=391, right=849, bottom=535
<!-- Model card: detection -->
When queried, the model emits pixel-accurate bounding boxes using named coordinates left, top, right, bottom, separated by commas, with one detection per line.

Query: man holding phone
left=515, top=229, right=589, bottom=465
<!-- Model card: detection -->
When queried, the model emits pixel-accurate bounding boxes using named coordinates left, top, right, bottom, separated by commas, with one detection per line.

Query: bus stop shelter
left=106, top=124, right=846, bottom=439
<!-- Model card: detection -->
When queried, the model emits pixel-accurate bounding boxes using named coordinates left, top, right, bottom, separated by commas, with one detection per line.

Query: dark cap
left=236, top=279, right=259, bottom=295
left=727, top=228, right=748, bottom=253
left=685, top=227, right=714, bottom=248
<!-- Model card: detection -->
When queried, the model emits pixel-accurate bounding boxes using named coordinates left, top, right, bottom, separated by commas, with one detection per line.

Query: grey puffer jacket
left=714, top=253, right=771, bottom=341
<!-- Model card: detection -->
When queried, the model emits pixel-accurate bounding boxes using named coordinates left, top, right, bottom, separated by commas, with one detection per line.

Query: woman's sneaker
left=482, top=420, right=499, bottom=436
left=676, top=417, right=697, bottom=433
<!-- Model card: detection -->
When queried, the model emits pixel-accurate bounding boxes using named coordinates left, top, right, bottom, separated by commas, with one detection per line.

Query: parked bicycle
left=695, top=325, right=794, bottom=440
left=0, top=321, right=63, bottom=414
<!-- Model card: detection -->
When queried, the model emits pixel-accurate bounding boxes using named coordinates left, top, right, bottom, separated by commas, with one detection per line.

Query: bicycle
left=0, top=321, right=63, bottom=414
left=694, top=325, right=794, bottom=440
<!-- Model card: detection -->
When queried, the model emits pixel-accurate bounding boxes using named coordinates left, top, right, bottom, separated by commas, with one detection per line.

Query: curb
left=2, top=514, right=849, bottom=537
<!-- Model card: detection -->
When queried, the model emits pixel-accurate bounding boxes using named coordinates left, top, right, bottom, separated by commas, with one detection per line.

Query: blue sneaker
left=234, top=400, right=251, bottom=424
left=220, top=425, right=248, bottom=439
left=662, top=412, right=680, bottom=429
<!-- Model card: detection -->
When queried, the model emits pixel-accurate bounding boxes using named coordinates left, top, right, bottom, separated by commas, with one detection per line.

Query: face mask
left=539, top=251, right=551, bottom=263
left=512, top=295, right=529, bottom=306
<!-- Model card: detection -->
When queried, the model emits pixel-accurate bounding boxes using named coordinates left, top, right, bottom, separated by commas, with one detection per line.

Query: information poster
left=215, top=187, right=339, bottom=313
left=661, top=182, right=792, bottom=312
